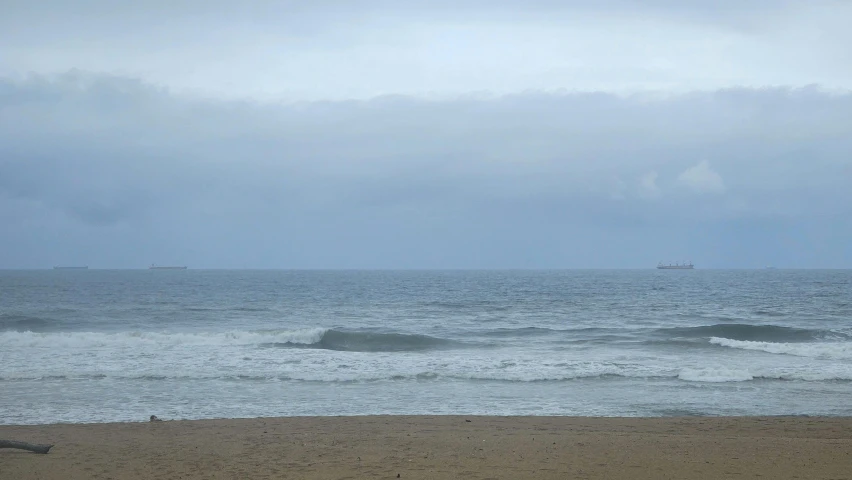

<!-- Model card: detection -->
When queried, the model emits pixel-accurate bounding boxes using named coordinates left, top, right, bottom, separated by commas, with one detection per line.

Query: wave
left=709, top=337, right=852, bottom=359
left=482, top=326, right=636, bottom=338
left=677, top=367, right=756, bottom=383
left=679, top=365, right=852, bottom=382
left=300, top=329, right=459, bottom=352
left=0, top=314, right=54, bottom=331
left=0, top=328, right=461, bottom=352
left=5, top=368, right=852, bottom=383
left=480, top=323, right=845, bottom=344
left=229, top=306, right=273, bottom=313
left=482, top=327, right=559, bottom=337
left=660, top=323, right=845, bottom=342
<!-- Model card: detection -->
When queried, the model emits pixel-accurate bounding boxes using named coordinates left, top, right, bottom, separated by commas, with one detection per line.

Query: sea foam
left=709, top=337, right=852, bottom=359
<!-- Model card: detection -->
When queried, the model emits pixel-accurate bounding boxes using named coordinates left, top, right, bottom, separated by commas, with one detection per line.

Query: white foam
left=0, top=328, right=328, bottom=348
left=765, top=369, right=852, bottom=382
left=678, top=367, right=754, bottom=383
left=4, top=333, right=852, bottom=387
left=710, top=337, right=852, bottom=359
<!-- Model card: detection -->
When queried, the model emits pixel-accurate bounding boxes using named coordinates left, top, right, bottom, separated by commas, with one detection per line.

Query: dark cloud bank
left=1, top=72, right=850, bottom=268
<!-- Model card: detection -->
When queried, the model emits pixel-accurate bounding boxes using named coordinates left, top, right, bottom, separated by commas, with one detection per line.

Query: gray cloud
left=1, top=2, right=848, bottom=268
left=1, top=72, right=850, bottom=268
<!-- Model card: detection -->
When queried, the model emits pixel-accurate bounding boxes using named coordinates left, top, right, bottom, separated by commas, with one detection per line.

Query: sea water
left=1, top=269, right=850, bottom=424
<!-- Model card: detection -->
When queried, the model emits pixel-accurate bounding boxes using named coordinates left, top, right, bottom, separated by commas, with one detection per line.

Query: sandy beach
left=2, top=416, right=851, bottom=479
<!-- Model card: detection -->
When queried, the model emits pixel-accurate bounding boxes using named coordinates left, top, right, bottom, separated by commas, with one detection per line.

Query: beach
left=2, top=416, right=851, bottom=479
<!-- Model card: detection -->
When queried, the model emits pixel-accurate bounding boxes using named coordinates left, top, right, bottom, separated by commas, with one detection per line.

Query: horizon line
left=1, top=267, right=849, bottom=271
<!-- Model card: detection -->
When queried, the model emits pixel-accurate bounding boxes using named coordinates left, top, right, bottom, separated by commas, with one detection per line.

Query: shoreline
left=2, top=412, right=845, bottom=427
left=3, top=415, right=852, bottom=479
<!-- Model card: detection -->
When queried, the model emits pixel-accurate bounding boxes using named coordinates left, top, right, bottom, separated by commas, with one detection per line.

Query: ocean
left=1, top=269, right=850, bottom=425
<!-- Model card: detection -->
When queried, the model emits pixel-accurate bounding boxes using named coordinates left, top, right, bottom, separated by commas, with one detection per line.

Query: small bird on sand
left=149, top=415, right=163, bottom=422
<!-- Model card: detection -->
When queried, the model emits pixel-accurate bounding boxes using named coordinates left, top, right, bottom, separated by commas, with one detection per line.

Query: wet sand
left=2, top=416, right=851, bottom=479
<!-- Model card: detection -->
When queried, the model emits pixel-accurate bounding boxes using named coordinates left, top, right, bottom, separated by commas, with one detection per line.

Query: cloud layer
left=1, top=72, right=850, bottom=268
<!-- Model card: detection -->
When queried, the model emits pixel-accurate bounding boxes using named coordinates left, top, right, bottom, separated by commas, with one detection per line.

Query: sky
left=1, top=0, right=851, bottom=268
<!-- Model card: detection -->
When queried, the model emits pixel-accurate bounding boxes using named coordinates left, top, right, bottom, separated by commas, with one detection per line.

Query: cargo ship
left=148, top=264, right=187, bottom=270
left=657, top=261, right=694, bottom=270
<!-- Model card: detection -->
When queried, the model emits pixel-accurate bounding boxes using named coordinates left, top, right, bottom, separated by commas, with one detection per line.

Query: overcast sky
left=1, top=1, right=850, bottom=268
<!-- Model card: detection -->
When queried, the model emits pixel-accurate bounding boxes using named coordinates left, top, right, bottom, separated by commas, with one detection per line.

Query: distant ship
left=148, top=264, right=187, bottom=270
left=53, top=266, right=88, bottom=270
left=657, top=261, right=694, bottom=270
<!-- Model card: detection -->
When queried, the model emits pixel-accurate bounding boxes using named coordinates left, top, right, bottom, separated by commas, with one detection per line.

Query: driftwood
left=0, top=440, right=54, bottom=454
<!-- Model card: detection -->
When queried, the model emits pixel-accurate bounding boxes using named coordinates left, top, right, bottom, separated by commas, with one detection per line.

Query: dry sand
left=2, top=416, right=852, bottom=479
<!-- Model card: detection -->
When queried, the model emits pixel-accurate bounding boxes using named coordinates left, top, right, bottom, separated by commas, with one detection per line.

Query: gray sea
left=1, top=269, right=850, bottom=425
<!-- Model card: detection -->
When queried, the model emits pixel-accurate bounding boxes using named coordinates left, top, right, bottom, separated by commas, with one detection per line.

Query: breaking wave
left=709, top=337, right=852, bottom=359
left=479, top=323, right=848, bottom=345
left=0, top=328, right=462, bottom=352
left=660, top=323, right=847, bottom=342
left=294, top=329, right=459, bottom=352
left=4, top=367, right=852, bottom=383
